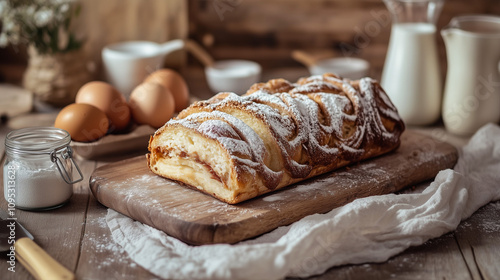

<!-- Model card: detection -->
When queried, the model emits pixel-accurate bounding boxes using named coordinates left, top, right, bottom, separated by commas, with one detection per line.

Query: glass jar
left=381, top=0, right=444, bottom=125
left=3, top=127, right=83, bottom=211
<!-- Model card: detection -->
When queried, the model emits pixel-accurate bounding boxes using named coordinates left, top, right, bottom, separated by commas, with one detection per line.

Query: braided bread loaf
left=147, top=73, right=405, bottom=204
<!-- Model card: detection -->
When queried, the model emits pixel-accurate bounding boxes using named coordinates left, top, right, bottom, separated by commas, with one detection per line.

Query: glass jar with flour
left=3, top=127, right=83, bottom=210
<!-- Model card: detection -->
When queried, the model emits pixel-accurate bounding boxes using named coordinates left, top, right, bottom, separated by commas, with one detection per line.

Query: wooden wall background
left=1, top=0, right=499, bottom=83
left=0, top=0, right=189, bottom=83
left=76, top=0, right=188, bottom=76
left=188, top=0, right=500, bottom=80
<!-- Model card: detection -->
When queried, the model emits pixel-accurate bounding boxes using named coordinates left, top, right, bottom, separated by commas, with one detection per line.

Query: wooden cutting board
left=90, top=130, right=458, bottom=245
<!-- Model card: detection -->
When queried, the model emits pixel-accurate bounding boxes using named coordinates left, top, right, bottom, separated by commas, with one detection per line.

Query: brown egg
left=76, top=81, right=131, bottom=132
left=144, top=69, right=190, bottom=112
left=55, top=103, right=109, bottom=142
left=129, top=82, right=175, bottom=128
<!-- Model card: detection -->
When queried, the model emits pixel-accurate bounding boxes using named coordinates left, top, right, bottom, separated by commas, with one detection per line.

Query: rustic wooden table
left=1, top=68, right=499, bottom=280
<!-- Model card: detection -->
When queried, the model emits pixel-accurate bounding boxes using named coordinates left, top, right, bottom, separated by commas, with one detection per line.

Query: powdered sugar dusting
left=152, top=73, right=404, bottom=197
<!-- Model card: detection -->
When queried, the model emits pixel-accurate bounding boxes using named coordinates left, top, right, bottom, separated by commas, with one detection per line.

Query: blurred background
left=0, top=0, right=498, bottom=85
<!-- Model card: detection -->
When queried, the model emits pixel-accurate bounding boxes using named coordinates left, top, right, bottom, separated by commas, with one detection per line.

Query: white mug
left=101, top=39, right=184, bottom=99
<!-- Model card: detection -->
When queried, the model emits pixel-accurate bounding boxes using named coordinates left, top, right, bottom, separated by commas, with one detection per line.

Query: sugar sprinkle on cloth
left=107, top=123, right=500, bottom=280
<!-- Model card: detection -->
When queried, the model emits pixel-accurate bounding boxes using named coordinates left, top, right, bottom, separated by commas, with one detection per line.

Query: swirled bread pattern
left=147, top=73, right=405, bottom=204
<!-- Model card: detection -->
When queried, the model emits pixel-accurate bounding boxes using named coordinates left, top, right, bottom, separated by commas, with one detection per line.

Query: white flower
left=0, top=32, right=9, bottom=47
left=34, top=8, right=54, bottom=27
left=0, top=1, right=7, bottom=15
left=25, top=6, right=36, bottom=18
left=10, top=30, right=20, bottom=44
left=55, top=3, right=70, bottom=22
left=59, top=3, right=69, bottom=14
left=3, top=20, right=15, bottom=32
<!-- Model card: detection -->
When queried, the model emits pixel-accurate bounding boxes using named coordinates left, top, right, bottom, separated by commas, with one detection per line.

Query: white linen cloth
left=107, top=123, right=500, bottom=280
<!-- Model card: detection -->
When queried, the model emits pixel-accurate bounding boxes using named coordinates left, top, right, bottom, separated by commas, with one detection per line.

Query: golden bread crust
left=148, top=73, right=405, bottom=204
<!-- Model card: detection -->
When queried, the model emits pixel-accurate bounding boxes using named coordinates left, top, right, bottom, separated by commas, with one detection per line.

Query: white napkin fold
left=107, top=123, right=500, bottom=280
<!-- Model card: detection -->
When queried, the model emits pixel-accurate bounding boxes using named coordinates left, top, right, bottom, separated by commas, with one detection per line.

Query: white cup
left=309, top=57, right=370, bottom=80
left=102, top=39, right=184, bottom=99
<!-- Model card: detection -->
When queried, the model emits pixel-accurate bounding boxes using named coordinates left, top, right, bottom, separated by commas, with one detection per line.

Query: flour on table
left=263, top=195, right=285, bottom=202
left=84, top=215, right=132, bottom=270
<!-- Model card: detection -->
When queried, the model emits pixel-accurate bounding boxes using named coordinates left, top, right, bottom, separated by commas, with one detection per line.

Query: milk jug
left=441, top=15, right=500, bottom=135
left=381, top=0, right=443, bottom=125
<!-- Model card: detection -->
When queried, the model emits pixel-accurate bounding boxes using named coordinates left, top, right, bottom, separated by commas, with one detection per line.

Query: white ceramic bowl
left=309, top=57, right=370, bottom=80
left=102, top=40, right=184, bottom=99
left=102, top=41, right=165, bottom=98
left=205, top=60, right=262, bottom=94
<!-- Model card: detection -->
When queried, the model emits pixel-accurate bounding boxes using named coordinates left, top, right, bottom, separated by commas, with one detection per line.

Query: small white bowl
left=205, top=60, right=262, bottom=94
left=102, top=39, right=184, bottom=99
left=309, top=57, right=370, bottom=80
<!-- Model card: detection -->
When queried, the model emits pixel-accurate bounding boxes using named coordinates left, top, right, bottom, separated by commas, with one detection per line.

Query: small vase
left=23, top=46, right=92, bottom=106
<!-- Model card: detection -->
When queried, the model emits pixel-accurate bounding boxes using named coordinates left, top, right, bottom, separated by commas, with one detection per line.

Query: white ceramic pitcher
left=441, top=15, right=500, bottom=135
left=381, top=0, right=444, bottom=126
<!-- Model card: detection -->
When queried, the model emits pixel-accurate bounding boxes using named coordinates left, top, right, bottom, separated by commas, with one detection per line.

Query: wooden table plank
left=75, top=187, right=155, bottom=279
left=454, top=201, right=500, bottom=280
left=292, top=223, right=488, bottom=280
left=75, top=156, right=159, bottom=280
left=298, top=232, right=473, bottom=280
